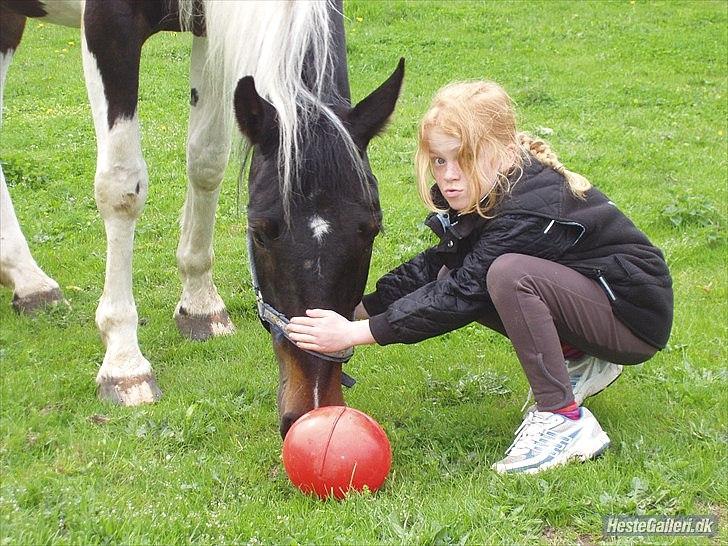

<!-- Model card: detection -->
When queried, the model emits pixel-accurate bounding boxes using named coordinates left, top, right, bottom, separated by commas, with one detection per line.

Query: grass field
left=1, top=1, right=726, bottom=544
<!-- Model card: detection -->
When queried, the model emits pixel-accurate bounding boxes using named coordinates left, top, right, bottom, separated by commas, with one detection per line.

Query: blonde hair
left=415, top=81, right=592, bottom=217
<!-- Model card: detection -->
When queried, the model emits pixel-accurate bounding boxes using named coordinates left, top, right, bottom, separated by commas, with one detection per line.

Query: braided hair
left=517, top=133, right=592, bottom=199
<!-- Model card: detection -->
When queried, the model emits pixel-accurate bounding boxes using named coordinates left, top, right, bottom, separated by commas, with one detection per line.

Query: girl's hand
left=286, top=309, right=374, bottom=354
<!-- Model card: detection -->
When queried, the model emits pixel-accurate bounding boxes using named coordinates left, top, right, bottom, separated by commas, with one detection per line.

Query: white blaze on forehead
left=309, top=215, right=330, bottom=242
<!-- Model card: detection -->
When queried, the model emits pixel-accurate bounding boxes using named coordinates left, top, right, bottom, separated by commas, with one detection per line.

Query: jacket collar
left=425, top=185, right=487, bottom=240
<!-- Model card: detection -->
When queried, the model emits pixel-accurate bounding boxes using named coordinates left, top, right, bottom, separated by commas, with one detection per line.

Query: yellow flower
left=356, top=17, right=363, bottom=22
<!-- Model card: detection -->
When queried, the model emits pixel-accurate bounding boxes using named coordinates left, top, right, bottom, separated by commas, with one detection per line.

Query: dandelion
left=356, top=17, right=363, bottom=22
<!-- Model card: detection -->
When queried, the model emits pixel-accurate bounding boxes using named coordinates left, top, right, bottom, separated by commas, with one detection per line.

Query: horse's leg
left=174, top=35, right=235, bottom=341
left=0, top=7, right=63, bottom=313
left=82, top=4, right=160, bottom=404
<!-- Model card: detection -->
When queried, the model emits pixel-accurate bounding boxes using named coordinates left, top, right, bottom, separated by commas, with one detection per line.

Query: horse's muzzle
left=271, top=333, right=346, bottom=438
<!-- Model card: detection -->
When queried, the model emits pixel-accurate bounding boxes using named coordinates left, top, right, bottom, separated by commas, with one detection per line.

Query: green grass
left=1, top=1, right=726, bottom=544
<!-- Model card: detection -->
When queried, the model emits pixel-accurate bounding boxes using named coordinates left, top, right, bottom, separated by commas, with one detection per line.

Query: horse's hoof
left=175, top=307, right=236, bottom=341
left=97, top=374, right=162, bottom=405
left=12, top=287, right=63, bottom=314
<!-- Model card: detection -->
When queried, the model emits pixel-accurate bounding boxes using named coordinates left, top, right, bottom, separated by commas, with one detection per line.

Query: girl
left=286, top=81, right=673, bottom=474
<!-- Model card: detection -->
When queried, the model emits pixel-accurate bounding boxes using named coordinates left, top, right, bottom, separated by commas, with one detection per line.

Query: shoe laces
left=505, top=412, right=557, bottom=456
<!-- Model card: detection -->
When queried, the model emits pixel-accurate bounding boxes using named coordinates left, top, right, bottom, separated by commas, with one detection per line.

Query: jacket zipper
left=595, top=268, right=617, bottom=301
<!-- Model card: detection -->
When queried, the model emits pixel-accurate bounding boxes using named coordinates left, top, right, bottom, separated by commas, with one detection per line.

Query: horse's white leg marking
left=82, top=34, right=160, bottom=404
left=0, top=169, right=63, bottom=304
left=175, top=36, right=235, bottom=340
left=0, top=48, right=62, bottom=312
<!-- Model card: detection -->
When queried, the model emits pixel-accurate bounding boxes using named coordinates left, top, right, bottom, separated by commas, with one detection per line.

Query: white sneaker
left=568, top=356, right=623, bottom=405
left=520, top=356, right=624, bottom=412
left=493, top=407, right=610, bottom=474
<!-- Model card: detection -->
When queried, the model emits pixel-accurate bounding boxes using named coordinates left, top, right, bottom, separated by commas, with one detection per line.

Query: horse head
left=234, top=60, right=404, bottom=437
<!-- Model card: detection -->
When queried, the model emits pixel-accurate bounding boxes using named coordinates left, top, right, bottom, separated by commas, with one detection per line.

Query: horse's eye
left=249, top=220, right=280, bottom=248
left=251, top=230, right=267, bottom=248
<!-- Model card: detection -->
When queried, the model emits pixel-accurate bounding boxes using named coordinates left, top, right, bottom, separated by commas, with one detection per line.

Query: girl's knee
left=486, top=253, right=530, bottom=295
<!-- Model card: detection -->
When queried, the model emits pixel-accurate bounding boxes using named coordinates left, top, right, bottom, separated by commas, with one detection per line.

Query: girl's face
left=428, top=129, right=498, bottom=212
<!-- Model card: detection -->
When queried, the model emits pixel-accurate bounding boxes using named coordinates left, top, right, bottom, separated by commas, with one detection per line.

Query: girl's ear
left=347, top=58, right=405, bottom=148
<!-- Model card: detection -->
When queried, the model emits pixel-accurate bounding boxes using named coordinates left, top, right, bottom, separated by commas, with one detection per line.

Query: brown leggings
left=443, top=254, right=657, bottom=411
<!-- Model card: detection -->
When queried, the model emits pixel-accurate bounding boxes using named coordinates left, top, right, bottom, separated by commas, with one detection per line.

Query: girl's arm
left=361, top=247, right=442, bottom=316
left=369, top=215, right=580, bottom=345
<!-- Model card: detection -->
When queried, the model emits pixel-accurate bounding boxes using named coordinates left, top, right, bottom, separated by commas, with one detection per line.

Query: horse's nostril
left=280, top=412, right=303, bottom=439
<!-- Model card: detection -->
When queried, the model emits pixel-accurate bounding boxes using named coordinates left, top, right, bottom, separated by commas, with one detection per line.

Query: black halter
left=247, top=232, right=356, bottom=388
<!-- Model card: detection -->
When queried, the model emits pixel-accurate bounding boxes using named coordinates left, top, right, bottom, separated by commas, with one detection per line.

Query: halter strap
left=247, top=232, right=356, bottom=388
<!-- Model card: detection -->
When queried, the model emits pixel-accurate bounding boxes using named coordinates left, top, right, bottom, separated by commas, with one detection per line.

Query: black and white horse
left=0, top=0, right=402, bottom=436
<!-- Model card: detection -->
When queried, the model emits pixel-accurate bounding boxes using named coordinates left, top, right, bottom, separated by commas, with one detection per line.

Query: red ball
left=282, top=406, right=392, bottom=500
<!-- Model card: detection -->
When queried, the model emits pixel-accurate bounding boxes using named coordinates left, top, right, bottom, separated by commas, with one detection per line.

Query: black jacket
left=362, top=155, right=673, bottom=349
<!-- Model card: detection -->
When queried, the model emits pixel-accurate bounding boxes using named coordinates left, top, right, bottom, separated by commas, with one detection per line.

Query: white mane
left=178, top=0, right=364, bottom=208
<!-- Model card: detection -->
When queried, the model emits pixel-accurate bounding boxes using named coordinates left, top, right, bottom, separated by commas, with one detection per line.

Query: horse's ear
left=233, top=76, right=278, bottom=147
left=348, top=58, right=404, bottom=148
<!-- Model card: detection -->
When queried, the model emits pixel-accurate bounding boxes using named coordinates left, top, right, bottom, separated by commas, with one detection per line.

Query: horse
left=0, top=0, right=403, bottom=437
